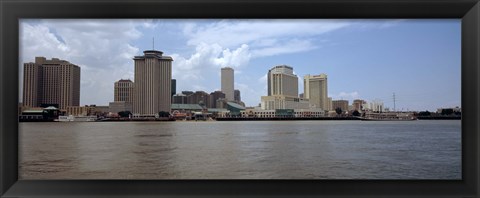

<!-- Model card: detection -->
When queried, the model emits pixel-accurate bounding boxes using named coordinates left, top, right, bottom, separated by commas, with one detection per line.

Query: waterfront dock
left=215, top=117, right=362, bottom=121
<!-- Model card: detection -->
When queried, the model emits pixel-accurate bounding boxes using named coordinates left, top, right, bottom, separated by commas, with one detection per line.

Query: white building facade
left=369, top=99, right=385, bottom=112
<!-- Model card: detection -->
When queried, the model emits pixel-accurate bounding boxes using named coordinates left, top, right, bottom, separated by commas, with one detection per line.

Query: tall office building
left=267, top=65, right=298, bottom=97
left=221, top=67, right=234, bottom=101
left=23, top=57, right=80, bottom=109
left=304, top=74, right=328, bottom=110
left=114, top=79, right=134, bottom=102
left=262, top=65, right=309, bottom=110
left=171, top=79, right=176, bottom=96
left=133, top=50, right=173, bottom=115
left=234, top=89, right=241, bottom=102
left=110, top=79, right=134, bottom=113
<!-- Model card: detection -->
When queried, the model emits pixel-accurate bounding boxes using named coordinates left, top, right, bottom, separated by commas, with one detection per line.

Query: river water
left=19, top=120, right=461, bottom=179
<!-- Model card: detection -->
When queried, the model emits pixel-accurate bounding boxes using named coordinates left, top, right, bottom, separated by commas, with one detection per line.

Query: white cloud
left=184, top=19, right=351, bottom=48
left=235, top=82, right=261, bottom=107
left=251, top=39, right=316, bottom=58
left=181, top=19, right=351, bottom=60
left=171, top=43, right=251, bottom=82
left=213, top=44, right=251, bottom=68
left=169, top=42, right=253, bottom=95
left=20, top=19, right=144, bottom=105
left=19, top=19, right=403, bottom=106
left=331, top=91, right=360, bottom=101
left=258, top=74, right=268, bottom=96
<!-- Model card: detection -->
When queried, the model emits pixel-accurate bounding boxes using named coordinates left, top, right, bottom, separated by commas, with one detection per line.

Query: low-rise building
left=369, top=99, right=385, bottom=112
left=172, top=93, right=188, bottom=104
left=171, top=103, right=204, bottom=113
left=94, top=106, right=110, bottom=115
left=352, top=99, right=367, bottom=112
left=261, top=95, right=311, bottom=110
left=241, top=108, right=325, bottom=118
left=437, top=107, right=461, bottom=114
left=65, top=105, right=97, bottom=116
left=109, top=101, right=133, bottom=114
left=332, top=100, right=349, bottom=112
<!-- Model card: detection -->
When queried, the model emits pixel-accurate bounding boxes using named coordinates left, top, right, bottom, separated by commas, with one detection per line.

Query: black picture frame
left=1, top=0, right=479, bottom=197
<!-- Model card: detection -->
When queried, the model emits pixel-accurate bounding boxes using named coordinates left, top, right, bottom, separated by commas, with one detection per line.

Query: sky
left=19, top=19, right=461, bottom=111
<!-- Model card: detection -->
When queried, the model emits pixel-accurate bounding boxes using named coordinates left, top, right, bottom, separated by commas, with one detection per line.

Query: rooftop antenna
left=152, top=37, right=155, bottom=50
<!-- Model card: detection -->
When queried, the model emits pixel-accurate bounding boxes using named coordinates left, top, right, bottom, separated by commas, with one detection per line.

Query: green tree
left=441, top=109, right=454, bottom=115
left=418, top=111, right=431, bottom=116
left=158, top=111, right=170, bottom=117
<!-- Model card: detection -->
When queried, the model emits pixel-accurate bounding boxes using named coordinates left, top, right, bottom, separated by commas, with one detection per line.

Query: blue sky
left=19, top=19, right=460, bottom=111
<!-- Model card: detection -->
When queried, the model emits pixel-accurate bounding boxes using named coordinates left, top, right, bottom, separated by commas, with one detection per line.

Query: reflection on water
left=19, top=120, right=461, bottom=179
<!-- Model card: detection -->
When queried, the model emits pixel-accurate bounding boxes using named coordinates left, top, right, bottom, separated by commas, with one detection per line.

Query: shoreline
left=19, top=116, right=461, bottom=122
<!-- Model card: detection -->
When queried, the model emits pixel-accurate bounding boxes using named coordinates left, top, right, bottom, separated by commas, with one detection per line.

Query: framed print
left=1, top=0, right=479, bottom=197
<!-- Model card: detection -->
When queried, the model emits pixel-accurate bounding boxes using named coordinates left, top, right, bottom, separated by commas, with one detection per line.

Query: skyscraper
left=261, top=65, right=309, bottom=110
left=114, top=79, right=134, bottom=102
left=304, top=74, right=328, bottom=110
left=23, top=57, right=80, bottom=109
left=221, top=67, right=234, bottom=101
left=133, top=50, right=173, bottom=115
left=267, top=65, right=298, bottom=97
left=234, top=89, right=241, bottom=102
left=171, top=79, right=176, bottom=96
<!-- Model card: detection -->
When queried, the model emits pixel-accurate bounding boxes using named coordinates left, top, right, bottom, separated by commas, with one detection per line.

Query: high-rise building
left=114, top=79, right=134, bottom=102
left=210, top=91, right=226, bottom=108
left=133, top=50, right=173, bottom=115
left=221, top=67, right=234, bottom=101
left=23, top=57, right=80, bottom=109
left=234, top=89, right=241, bottom=102
left=171, top=79, right=176, bottom=96
left=267, top=65, right=298, bottom=97
left=261, top=65, right=310, bottom=110
left=304, top=74, right=328, bottom=110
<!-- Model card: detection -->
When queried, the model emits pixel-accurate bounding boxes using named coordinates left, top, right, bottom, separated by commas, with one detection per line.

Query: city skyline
left=19, top=19, right=461, bottom=111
